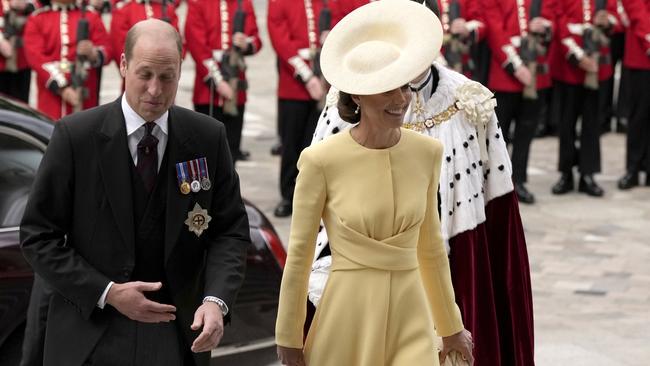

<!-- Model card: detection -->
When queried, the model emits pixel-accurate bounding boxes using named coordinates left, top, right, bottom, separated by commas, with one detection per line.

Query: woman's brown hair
left=337, top=92, right=361, bottom=123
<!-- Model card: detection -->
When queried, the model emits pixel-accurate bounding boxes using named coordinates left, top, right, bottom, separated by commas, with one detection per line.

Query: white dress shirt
left=97, top=95, right=169, bottom=309
left=123, top=94, right=169, bottom=170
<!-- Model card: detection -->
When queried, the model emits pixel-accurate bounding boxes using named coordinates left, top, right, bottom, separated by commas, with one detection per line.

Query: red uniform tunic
left=550, top=0, right=619, bottom=84
left=439, top=0, right=486, bottom=42
left=338, top=0, right=369, bottom=15
left=23, top=4, right=111, bottom=120
left=185, top=0, right=261, bottom=106
left=110, top=0, right=180, bottom=65
left=0, top=1, right=30, bottom=72
left=483, top=0, right=557, bottom=92
left=621, top=0, right=650, bottom=69
left=437, top=0, right=486, bottom=78
left=267, top=0, right=343, bottom=101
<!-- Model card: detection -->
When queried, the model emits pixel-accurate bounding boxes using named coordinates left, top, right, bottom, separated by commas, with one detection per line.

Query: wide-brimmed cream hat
left=320, top=0, right=443, bottom=95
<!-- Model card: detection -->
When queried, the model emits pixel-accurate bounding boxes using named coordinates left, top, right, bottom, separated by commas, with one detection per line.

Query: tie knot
left=144, top=122, right=156, bottom=136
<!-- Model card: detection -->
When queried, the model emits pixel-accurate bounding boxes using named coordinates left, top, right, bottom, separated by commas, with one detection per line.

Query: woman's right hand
left=277, top=345, right=306, bottom=366
left=440, top=329, right=475, bottom=365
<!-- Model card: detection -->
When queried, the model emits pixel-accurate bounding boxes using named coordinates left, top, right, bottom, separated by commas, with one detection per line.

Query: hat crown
left=347, top=40, right=400, bottom=74
left=320, top=0, right=443, bottom=95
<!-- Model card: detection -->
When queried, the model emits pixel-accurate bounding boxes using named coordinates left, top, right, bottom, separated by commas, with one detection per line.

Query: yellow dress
left=275, top=128, right=464, bottom=366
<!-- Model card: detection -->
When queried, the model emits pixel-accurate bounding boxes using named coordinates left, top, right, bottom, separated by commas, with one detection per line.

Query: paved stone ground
left=59, top=2, right=648, bottom=364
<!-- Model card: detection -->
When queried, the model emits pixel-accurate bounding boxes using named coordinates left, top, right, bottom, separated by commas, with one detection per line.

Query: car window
left=0, top=128, right=44, bottom=227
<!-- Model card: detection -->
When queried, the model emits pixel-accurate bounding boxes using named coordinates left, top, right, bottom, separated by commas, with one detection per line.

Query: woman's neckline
left=347, top=127, right=405, bottom=151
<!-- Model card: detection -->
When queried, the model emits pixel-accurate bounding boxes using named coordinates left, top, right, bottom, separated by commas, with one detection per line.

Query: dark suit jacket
left=19, top=99, right=251, bottom=366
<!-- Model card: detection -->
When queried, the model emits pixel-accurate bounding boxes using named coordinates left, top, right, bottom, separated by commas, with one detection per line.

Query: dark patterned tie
left=136, top=122, right=159, bottom=193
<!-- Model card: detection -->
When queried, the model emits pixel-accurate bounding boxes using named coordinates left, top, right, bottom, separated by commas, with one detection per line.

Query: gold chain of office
left=402, top=101, right=461, bottom=132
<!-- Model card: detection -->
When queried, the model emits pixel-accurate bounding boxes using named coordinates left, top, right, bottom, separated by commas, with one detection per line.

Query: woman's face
left=354, top=85, right=412, bottom=129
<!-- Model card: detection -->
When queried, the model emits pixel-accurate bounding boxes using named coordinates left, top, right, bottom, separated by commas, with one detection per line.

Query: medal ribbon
left=182, top=162, right=190, bottom=184
left=189, top=159, right=198, bottom=181
left=199, top=157, right=208, bottom=180
left=175, top=162, right=185, bottom=187
left=194, top=160, right=202, bottom=181
left=176, top=163, right=186, bottom=186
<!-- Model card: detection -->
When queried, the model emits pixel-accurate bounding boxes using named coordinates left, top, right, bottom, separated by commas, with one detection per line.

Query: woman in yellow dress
left=275, top=1, right=474, bottom=365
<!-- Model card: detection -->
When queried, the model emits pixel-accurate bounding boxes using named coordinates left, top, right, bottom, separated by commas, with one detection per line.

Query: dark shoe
left=271, top=142, right=283, bottom=156
left=515, top=183, right=535, bottom=204
left=579, top=175, right=604, bottom=197
left=552, top=173, right=574, bottom=195
left=617, top=171, right=639, bottom=190
left=235, top=150, right=250, bottom=161
left=273, top=199, right=292, bottom=217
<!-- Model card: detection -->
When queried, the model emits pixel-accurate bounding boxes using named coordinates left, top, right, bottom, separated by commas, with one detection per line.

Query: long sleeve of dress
left=275, top=149, right=327, bottom=348
left=417, top=141, right=464, bottom=337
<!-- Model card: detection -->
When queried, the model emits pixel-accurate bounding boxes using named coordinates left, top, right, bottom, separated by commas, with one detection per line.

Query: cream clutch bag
left=439, top=351, right=470, bottom=366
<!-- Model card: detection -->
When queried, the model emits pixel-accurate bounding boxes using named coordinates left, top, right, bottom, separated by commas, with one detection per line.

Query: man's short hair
left=124, top=22, right=183, bottom=63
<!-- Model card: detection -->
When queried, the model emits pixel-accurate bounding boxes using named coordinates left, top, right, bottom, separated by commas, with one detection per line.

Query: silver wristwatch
left=203, top=296, right=229, bottom=316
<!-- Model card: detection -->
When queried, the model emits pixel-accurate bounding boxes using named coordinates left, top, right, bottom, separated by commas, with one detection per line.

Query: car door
left=0, top=124, right=46, bottom=365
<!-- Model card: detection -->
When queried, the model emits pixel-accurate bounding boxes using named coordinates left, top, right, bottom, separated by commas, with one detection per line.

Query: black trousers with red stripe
left=494, top=91, right=542, bottom=183
left=278, top=99, right=320, bottom=201
left=555, top=81, right=602, bottom=175
left=625, top=69, right=650, bottom=173
left=195, top=104, right=245, bottom=163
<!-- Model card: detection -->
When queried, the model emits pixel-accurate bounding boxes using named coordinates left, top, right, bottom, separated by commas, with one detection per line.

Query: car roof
left=0, top=95, right=54, bottom=143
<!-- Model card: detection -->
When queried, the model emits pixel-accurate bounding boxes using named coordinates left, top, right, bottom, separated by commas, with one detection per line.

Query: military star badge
left=185, top=203, right=212, bottom=237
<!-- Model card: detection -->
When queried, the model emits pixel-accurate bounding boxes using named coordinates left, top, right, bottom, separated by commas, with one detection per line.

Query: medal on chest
left=185, top=203, right=212, bottom=237
left=175, top=157, right=212, bottom=195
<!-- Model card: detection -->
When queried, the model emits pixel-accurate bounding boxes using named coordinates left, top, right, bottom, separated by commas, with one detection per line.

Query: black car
left=0, top=95, right=284, bottom=366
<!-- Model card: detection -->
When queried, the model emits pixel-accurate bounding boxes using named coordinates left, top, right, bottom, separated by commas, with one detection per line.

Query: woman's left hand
left=440, top=329, right=474, bottom=365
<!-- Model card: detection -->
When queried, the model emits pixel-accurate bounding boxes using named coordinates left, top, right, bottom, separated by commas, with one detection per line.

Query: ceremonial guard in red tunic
left=23, top=0, right=111, bottom=120
left=600, top=0, right=631, bottom=133
left=617, top=0, right=650, bottom=189
left=435, top=0, right=485, bottom=79
left=185, top=0, right=261, bottom=163
left=267, top=0, right=343, bottom=217
left=550, top=0, right=619, bottom=197
left=110, top=0, right=180, bottom=66
left=0, top=0, right=35, bottom=102
left=482, top=0, right=556, bottom=204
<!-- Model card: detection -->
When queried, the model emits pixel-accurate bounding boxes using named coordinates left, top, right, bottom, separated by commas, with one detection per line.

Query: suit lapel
left=164, top=106, right=195, bottom=261
left=95, top=98, right=135, bottom=254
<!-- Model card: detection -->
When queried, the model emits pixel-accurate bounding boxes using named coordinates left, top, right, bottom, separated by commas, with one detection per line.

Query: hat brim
left=320, top=0, right=443, bottom=96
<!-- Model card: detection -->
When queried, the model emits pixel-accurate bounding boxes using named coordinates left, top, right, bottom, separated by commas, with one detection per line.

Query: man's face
left=120, top=37, right=181, bottom=122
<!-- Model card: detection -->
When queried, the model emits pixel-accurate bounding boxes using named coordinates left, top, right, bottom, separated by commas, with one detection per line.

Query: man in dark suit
left=19, top=19, right=250, bottom=366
